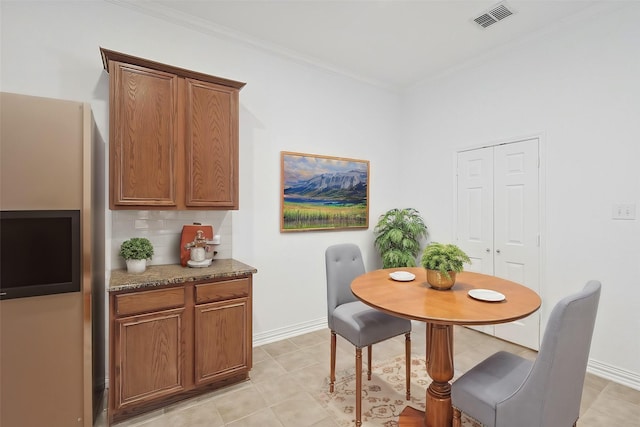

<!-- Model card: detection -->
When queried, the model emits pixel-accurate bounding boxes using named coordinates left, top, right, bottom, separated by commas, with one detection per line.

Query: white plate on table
left=389, top=271, right=416, bottom=282
left=468, top=289, right=506, bottom=302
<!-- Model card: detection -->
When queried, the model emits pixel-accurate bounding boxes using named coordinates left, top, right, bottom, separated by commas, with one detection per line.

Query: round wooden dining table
left=351, top=268, right=541, bottom=427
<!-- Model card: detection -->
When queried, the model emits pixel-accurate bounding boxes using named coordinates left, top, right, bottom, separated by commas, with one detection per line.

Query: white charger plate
left=389, top=271, right=416, bottom=282
left=468, top=289, right=506, bottom=302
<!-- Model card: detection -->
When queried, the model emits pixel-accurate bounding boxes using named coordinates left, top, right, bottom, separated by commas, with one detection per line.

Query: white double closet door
left=456, top=137, right=540, bottom=350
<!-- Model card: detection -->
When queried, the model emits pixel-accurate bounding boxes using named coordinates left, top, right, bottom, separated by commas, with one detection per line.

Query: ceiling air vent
left=473, top=2, right=515, bottom=28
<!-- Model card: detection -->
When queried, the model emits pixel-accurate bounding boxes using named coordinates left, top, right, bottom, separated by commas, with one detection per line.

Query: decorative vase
left=426, top=269, right=456, bottom=290
left=126, top=259, right=146, bottom=274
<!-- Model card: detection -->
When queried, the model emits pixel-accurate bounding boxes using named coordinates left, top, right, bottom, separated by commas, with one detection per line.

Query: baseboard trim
left=252, top=317, right=327, bottom=347
left=588, top=358, right=640, bottom=391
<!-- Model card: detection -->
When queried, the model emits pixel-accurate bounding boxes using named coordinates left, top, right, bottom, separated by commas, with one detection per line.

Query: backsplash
left=111, top=210, right=232, bottom=270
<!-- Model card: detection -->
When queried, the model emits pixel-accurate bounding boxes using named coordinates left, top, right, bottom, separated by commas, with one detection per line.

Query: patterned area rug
left=318, top=355, right=482, bottom=427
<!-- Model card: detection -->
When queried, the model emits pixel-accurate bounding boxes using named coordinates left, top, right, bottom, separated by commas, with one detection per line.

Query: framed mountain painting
left=280, top=151, right=370, bottom=232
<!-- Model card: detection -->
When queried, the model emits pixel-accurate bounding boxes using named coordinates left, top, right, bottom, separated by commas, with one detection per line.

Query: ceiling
left=113, top=0, right=602, bottom=89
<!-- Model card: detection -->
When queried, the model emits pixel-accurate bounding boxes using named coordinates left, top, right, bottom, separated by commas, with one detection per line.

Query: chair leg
left=405, top=332, right=411, bottom=400
left=330, top=331, right=336, bottom=393
left=356, top=347, right=363, bottom=427
left=367, top=345, right=372, bottom=380
left=452, top=407, right=462, bottom=427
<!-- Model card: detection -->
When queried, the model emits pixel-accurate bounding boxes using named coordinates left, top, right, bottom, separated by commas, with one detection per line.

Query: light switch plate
left=612, top=204, right=636, bottom=220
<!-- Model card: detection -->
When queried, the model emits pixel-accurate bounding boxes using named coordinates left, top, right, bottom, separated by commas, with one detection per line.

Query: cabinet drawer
left=116, top=287, right=185, bottom=317
left=195, top=278, right=250, bottom=304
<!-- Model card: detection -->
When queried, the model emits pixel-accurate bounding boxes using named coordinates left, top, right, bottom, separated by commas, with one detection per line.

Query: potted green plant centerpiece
left=420, top=242, right=470, bottom=290
left=120, top=237, right=154, bottom=274
left=374, top=208, right=428, bottom=269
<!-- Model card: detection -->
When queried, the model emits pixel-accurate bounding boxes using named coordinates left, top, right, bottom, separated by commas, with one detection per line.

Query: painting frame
left=280, top=151, right=370, bottom=232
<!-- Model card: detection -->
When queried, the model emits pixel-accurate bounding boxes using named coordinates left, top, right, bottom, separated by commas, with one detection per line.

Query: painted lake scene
left=281, top=152, right=369, bottom=231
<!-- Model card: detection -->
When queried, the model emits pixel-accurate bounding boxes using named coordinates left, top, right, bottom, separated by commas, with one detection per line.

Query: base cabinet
left=114, top=308, right=186, bottom=409
left=109, top=275, right=252, bottom=424
left=194, top=279, right=251, bottom=385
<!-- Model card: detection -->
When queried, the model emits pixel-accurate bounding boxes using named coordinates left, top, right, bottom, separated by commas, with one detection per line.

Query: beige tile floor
left=97, top=322, right=640, bottom=426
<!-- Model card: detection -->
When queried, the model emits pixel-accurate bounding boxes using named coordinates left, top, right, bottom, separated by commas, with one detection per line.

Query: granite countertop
left=109, top=259, right=257, bottom=292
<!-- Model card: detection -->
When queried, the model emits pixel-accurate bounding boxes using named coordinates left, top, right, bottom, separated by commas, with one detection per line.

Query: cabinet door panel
left=114, top=307, right=186, bottom=408
left=194, top=299, right=247, bottom=385
left=111, top=62, right=178, bottom=207
left=185, top=79, right=238, bottom=208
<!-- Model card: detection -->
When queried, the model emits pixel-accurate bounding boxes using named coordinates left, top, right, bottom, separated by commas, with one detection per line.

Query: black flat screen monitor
left=1, top=210, right=80, bottom=300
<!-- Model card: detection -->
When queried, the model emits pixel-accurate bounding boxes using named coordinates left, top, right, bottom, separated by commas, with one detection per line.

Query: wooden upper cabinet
left=185, top=79, right=238, bottom=208
left=110, top=62, right=178, bottom=207
left=101, top=48, right=245, bottom=210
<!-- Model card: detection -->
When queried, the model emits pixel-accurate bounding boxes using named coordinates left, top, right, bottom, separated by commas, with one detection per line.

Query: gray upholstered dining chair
left=452, top=280, right=601, bottom=427
left=325, top=243, right=412, bottom=427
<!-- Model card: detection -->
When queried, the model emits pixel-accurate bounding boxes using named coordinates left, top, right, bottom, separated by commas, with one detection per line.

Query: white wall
left=0, top=1, right=403, bottom=343
left=2, top=0, right=638, bottom=389
left=402, top=3, right=640, bottom=387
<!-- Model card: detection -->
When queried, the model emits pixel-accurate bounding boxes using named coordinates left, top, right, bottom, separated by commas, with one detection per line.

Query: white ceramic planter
left=126, top=259, right=146, bottom=274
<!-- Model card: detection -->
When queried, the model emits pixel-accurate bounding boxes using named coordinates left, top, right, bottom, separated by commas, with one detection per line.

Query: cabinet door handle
left=486, top=248, right=491, bottom=253
left=496, top=249, right=501, bottom=254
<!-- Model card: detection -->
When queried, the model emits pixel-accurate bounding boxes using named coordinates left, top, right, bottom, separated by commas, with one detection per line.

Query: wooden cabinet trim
left=101, top=47, right=246, bottom=90
left=115, top=287, right=185, bottom=317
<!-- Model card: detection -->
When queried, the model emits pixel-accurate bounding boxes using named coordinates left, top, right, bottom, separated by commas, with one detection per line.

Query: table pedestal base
left=398, top=395, right=453, bottom=427
left=399, top=323, right=454, bottom=427
left=398, top=406, right=425, bottom=426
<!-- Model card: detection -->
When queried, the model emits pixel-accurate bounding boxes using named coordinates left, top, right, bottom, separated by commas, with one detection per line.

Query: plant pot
left=426, top=269, right=456, bottom=290
left=126, top=259, right=146, bottom=274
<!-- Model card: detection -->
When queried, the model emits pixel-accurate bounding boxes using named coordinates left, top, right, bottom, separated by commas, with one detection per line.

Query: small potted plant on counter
left=374, top=208, right=428, bottom=268
left=421, top=242, right=470, bottom=290
left=120, top=237, right=154, bottom=274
